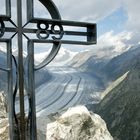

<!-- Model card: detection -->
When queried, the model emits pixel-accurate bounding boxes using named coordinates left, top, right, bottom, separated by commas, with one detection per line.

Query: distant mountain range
left=70, top=45, right=140, bottom=85
left=0, top=50, right=52, bottom=93
left=49, top=47, right=77, bottom=66
left=0, top=46, right=77, bottom=93
left=34, top=47, right=77, bottom=66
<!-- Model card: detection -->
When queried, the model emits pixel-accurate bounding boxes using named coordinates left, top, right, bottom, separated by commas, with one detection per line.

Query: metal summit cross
left=0, top=0, right=96, bottom=139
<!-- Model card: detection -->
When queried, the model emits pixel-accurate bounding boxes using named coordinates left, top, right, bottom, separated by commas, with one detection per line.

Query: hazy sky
left=34, top=0, right=140, bottom=53
left=51, top=0, right=140, bottom=53
left=0, top=0, right=140, bottom=53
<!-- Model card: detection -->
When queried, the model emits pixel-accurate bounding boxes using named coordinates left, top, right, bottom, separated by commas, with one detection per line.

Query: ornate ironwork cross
left=0, top=0, right=96, bottom=139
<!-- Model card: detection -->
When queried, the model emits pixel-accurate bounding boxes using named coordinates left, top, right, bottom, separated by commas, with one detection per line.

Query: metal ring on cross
left=34, top=0, right=62, bottom=71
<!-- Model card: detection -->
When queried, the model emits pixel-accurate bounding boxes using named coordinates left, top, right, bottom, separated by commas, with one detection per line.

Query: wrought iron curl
left=0, top=20, right=5, bottom=38
left=51, top=24, right=64, bottom=40
left=12, top=55, right=20, bottom=139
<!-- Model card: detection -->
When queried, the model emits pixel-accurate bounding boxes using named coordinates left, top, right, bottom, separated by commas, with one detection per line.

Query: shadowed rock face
left=0, top=118, right=8, bottom=140
left=0, top=92, right=8, bottom=140
left=95, top=63, right=140, bottom=140
left=46, top=106, right=113, bottom=140
left=0, top=105, right=113, bottom=140
left=0, top=92, right=7, bottom=118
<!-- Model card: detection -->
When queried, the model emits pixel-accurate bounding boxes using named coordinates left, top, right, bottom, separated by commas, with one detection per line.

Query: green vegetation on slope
left=95, top=64, right=140, bottom=140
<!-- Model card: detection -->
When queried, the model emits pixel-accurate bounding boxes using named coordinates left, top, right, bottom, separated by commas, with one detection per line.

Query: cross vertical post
left=17, top=0, right=26, bottom=139
left=28, top=41, right=37, bottom=140
left=7, top=40, right=14, bottom=140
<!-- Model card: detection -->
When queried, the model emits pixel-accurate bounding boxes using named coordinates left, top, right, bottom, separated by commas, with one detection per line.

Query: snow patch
left=101, top=71, right=129, bottom=99
left=34, top=47, right=77, bottom=66
left=61, top=105, right=90, bottom=118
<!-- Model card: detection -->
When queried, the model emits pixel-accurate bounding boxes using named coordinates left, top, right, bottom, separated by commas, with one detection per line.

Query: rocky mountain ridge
left=69, top=45, right=140, bottom=88
left=94, top=61, right=140, bottom=140
left=0, top=92, right=8, bottom=140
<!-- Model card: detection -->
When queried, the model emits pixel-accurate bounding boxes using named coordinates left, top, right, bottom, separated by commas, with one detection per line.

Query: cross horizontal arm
left=30, top=39, right=95, bottom=45
left=2, top=18, right=96, bottom=45
left=30, top=18, right=95, bottom=27
left=4, top=27, right=96, bottom=45
left=0, top=15, right=10, bottom=20
left=5, top=27, right=90, bottom=36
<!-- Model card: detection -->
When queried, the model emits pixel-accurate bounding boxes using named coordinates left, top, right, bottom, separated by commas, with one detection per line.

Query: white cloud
left=123, top=0, right=140, bottom=31
left=1, top=0, right=139, bottom=55
left=98, top=31, right=132, bottom=47
left=122, top=0, right=140, bottom=44
left=94, top=31, right=132, bottom=57
left=65, top=30, right=133, bottom=58
left=53, top=0, right=121, bottom=22
left=50, top=0, right=139, bottom=53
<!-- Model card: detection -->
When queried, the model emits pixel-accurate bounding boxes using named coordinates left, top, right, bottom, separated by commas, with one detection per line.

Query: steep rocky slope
left=101, top=45, right=140, bottom=81
left=0, top=92, right=7, bottom=118
left=69, top=50, right=109, bottom=80
left=0, top=92, right=8, bottom=140
left=0, top=103, right=113, bottom=140
left=95, top=62, right=140, bottom=140
left=0, top=118, right=8, bottom=140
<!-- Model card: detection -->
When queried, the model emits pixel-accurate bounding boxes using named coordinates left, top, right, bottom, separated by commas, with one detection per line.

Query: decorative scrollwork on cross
left=36, top=22, right=64, bottom=40
left=0, top=0, right=96, bottom=140
left=0, top=20, right=5, bottom=38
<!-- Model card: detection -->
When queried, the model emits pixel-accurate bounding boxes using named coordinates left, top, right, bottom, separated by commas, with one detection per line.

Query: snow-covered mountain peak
left=53, top=47, right=77, bottom=61
left=0, top=46, right=6, bottom=53
left=35, top=47, right=77, bottom=66
left=12, top=49, right=27, bottom=57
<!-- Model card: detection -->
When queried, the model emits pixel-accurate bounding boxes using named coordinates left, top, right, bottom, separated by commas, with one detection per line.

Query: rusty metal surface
left=0, top=0, right=97, bottom=139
